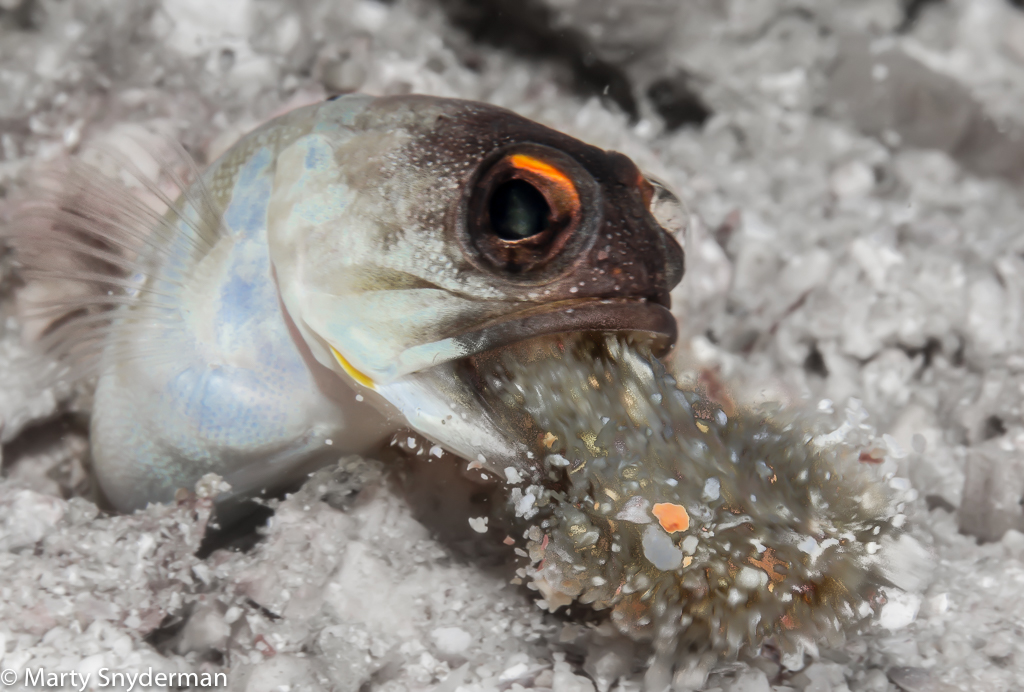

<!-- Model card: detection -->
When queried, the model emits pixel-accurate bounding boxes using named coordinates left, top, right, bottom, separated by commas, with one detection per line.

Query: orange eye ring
left=462, top=145, right=595, bottom=277
left=506, top=154, right=581, bottom=213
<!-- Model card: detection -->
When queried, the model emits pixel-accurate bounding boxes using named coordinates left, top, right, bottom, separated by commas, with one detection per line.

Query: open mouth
left=451, top=297, right=677, bottom=362
left=370, top=298, right=677, bottom=476
left=443, top=305, right=674, bottom=471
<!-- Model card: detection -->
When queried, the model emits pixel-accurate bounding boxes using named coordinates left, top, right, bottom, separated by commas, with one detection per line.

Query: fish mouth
left=371, top=298, right=676, bottom=478
left=453, top=298, right=677, bottom=360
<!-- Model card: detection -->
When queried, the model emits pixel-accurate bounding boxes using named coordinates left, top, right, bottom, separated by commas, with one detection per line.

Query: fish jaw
left=310, top=294, right=676, bottom=480
left=373, top=363, right=530, bottom=477
left=446, top=297, right=677, bottom=362
left=307, top=290, right=675, bottom=474
left=367, top=326, right=671, bottom=481
left=310, top=292, right=676, bottom=480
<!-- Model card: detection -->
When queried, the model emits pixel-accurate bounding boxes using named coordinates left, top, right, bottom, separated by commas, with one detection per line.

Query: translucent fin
left=6, top=134, right=225, bottom=386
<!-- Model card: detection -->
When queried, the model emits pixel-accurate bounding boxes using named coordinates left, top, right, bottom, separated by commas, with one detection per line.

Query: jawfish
left=14, top=94, right=685, bottom=513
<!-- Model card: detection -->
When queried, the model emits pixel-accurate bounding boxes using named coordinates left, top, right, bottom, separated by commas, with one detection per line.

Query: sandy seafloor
left=2, top=0, right=1024, bottom=690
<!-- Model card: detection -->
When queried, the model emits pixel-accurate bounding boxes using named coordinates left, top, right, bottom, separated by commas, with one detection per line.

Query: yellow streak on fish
left=331, top=346, right=376, bottom=389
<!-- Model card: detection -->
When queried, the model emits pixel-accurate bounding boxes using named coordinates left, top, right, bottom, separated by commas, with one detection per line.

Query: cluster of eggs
left=483, top=334, right=920, bottom=658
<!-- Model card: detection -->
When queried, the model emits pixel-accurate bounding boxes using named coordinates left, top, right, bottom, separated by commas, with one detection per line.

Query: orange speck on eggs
left=652, top=503, right=690, bottom=533
left=542, top=432, right=558, bottom=449
left=748, top=548, right=788, bottom=584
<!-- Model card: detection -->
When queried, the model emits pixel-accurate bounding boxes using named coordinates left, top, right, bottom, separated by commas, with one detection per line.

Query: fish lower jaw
left=369, top=307, right=678, bottom=480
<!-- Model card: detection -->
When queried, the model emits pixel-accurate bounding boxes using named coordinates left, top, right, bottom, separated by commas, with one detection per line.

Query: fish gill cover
left=478, top=334, right=926, bottom=663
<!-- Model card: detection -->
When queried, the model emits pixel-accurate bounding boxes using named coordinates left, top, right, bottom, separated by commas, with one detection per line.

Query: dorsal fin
left=7, top=132, right=226, bottom=386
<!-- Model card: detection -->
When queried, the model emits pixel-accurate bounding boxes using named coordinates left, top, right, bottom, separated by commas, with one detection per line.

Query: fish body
left=15, top=94, right=684, bottom=512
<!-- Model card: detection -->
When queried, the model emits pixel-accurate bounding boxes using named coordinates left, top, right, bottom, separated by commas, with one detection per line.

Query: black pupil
left=489, top=179, right=551, bottom=240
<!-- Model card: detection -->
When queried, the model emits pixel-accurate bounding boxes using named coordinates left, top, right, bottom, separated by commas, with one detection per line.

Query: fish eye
left=463, top=146, right=593, bottom=276
left=489, top=179, right=551, bottom=240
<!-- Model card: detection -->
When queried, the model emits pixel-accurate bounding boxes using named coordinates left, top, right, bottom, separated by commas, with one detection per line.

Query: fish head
left=267, top=94, right=685, bottom=474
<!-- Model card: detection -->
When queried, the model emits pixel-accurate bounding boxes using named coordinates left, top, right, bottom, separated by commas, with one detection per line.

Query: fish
left=10, top=94, right=685, bottom=514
